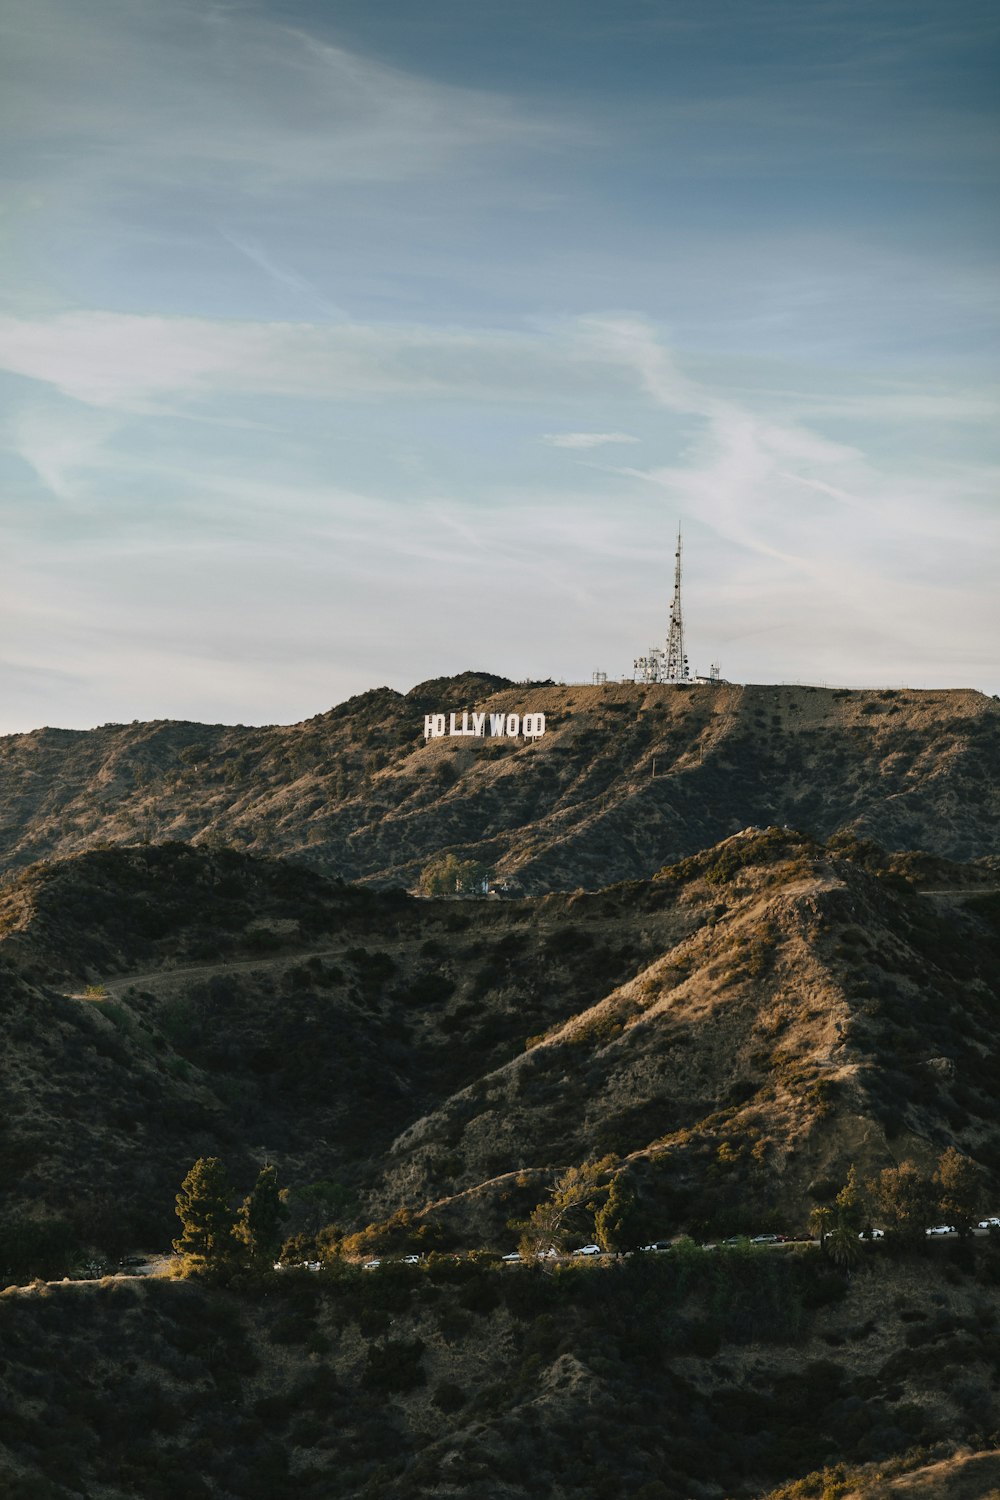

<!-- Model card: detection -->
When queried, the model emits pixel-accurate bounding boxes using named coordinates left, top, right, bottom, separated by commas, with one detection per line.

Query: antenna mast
left=664, top=525, right=689, bottom=682
left=633, top=523, right=691, bottom=684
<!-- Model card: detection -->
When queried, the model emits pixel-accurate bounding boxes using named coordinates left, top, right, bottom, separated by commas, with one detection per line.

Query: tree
left=233, top=1164, right=287, bottom=1265
left=810, top=1168, right=865, bottom=1270
left=419, top=854, right=490, bottom=896
left=934, top=1147, right=984, bottom=1237
left=594, top=1173, right=645, bottom=1255
left=866, top=1161, right=937, bottom=1247
left=173, top=1157, right=239, bottom=1274
left=515, top=1156, right=617, bottom=1257
left=809, top=1204, right=834, bottom=1247
left=824, top=1220, right=862, bottom=1272
left=835, top=1164, right=864, bottom=1231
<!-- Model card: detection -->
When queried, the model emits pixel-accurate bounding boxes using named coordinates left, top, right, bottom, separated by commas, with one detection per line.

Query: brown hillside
left=0, top=677, right=997, bottom=893
left=2, top=833, right=998, bottom=1262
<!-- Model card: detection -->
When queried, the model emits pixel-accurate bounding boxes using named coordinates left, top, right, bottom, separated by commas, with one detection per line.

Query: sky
left=1, top=0, right=998, bottom=733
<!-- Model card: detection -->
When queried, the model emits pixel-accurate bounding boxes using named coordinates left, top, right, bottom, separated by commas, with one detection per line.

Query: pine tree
left=594, top=1173, right=644, bottom=1256
left=173, top=1157, right=239, bottom=1273
left=233, top=1164, right=287, bottom=1265
left=835, top=1164, right=863, bottom=1231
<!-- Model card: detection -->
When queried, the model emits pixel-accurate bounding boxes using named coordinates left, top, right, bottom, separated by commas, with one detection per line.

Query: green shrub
left=362, top=1338, right=426, bottom=1393
left=432, top=1380, right=467, bottom=1413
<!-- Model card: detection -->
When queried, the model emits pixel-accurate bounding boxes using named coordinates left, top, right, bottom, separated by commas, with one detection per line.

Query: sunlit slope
left=371, top=829, right=1000, bottom=1241
left=0, top=676, right=997, bottom=891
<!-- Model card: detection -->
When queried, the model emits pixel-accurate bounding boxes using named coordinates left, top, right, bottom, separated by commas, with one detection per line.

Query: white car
left=401, top=1255, right=421, bottom=1265
left=572, top=1244, right=603, bottom=1256
left=978, top=1217, right=1000, bottom=1230
left=501, top=1252, right=523, bottom=1262
left=641, top=1240, right=673, bottom=1253
left=535, top=1247, right=558, bottom=1259
left=857, top=1229, right=885, bottom=1240
left=362, top=1258, right=382, bottom=1270
left=925, top=1225, right=955, bottom=1236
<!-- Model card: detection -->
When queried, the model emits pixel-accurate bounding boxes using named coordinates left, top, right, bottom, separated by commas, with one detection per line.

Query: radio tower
left=664, top=525, right=689, bottom=682
left=633, top=524, right=690, bottom=683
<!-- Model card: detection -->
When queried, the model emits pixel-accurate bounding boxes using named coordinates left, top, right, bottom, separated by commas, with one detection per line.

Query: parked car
left=501, top=1252, right=523, bottom=1262
left=536, top=1247, right=558, bottom=1259
left=925, top=1225, right=956, bottom=1236
left=572, top=1244, right=603, bottom=1256
left=401, top=1255, right=421, bottom=1265
left=857, top=1229, right=886, bottom=1240
left=978, top=1217, right=1000, bottom=1230
left=641, top=1240, right=673, bottom=1253
left=362, top=1259, right=381, bottom=1270
left=750, top=1234, right=779, bottom=1244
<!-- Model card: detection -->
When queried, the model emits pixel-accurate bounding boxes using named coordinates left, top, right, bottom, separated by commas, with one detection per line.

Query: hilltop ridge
left=0, top=677, right=997, bottom=892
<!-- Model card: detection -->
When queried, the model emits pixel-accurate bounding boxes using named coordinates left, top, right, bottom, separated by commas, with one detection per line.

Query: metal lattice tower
left=664, top=526, right=689, bottom=682
left=633, top=524, right=690, bottom=683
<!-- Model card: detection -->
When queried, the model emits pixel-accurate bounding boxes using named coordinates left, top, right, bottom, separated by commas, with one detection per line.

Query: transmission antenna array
left=633, top=526, right=690, bottom=684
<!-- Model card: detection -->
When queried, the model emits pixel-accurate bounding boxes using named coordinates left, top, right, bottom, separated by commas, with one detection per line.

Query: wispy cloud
left=542, top=431, right=640, bottom=449
left=217, top=232, right=350, bottom=321
left=1, top=0, right=570, bottom=198
left=3, top=400, right=122, bottom=502
left=0, top=309, right=614, bottom=411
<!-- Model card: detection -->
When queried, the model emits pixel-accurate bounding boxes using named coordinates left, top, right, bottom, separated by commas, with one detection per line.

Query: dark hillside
left=2, top=1249, right=1000, bottom=1500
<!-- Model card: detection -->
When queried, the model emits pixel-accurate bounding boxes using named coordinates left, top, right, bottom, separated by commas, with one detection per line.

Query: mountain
left=1, top=676, right=998, bottom=893
left=3, top=684, right=1000, bottom=1498
left=2, top=831, right=998, bottom=1262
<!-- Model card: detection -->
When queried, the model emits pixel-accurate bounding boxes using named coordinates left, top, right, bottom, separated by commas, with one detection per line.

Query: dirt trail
left=917, top=886, right=1000, bottom=898
left=65, top=946, right=348, bottom=1000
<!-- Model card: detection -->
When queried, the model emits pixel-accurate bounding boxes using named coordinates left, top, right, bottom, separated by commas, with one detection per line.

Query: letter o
left=505, top=714, right=520, bottom=737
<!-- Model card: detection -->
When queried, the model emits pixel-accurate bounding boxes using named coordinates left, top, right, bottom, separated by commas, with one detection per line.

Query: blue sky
left=1, top=0, right=997, bottom=732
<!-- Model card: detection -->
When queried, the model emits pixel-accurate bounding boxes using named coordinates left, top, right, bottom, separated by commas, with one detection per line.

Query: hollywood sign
left=424, top=710, right=546, bottom=740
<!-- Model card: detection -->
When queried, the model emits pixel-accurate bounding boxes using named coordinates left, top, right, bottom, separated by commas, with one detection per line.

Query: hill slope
left=1, top=676, right=998, bottom=892
left=3, top=1251, right=1000, bottom=1500
left=2, top=834, right=998, bottom=1261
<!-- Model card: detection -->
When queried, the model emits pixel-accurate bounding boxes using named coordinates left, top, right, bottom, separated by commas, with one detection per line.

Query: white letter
left=425, top=714, right=445, bottom=739
left=460, top=711, right=472, bottom=735
left=449, top=712, right=459, bottom=736
left=489, top=713, right=506, bottom=736
left=505, top=714, right=520, bottom=737
left=472, top=712, right=486, bottom=736
left=523, top=713, right=546, bottom=738
left=424, top=715, right=434, bottom=740
left=432, top=713, right=446, bottom=738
